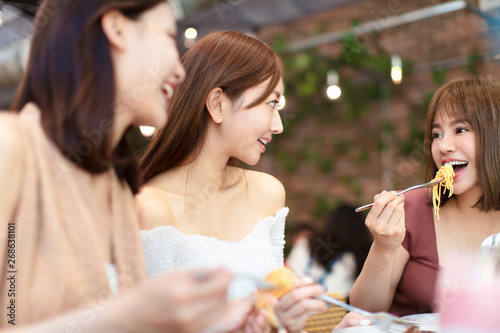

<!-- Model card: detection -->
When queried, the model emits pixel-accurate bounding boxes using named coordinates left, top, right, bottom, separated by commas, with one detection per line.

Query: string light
left=327, top=85, right=341, bottom=100
left=391, top=55, right=403, bottom=85
left=184, top=27, right=197, bottom=48
left=326, top=70, right=341, bottom=100
left=278, top=95, right=286, bottom=110
left=185, top=27, right=197, bottom=39
left=139, top=126, right=156, bottom=137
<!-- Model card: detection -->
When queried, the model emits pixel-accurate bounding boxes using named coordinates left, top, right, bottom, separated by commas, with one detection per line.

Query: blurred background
left=1, top=0, right=500, bottom=230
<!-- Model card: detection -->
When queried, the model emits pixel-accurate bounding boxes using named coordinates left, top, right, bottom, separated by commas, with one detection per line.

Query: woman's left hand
left=274, top=284, right=327, bottom=333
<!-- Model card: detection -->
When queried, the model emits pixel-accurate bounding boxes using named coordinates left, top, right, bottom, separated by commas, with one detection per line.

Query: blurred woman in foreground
left=0, top=1, right=251, bottom=331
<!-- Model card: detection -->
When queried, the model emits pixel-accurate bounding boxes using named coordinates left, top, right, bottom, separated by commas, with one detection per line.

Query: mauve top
left=389, top=188, right=441, bottom=316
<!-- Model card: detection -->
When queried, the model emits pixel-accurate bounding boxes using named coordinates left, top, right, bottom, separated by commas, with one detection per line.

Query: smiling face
left=431, top=110, right=479, bottom=195
left=114, top=3, right=185, bottom=128
left=221, top=78, right=284, bottom=165
left=423, top=78, right=500, bottom=210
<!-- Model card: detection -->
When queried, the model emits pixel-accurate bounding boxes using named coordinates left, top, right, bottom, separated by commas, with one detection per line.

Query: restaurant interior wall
left=255, top=0, right=500, bottom=227
left=1, top=0, right=500, bottom=229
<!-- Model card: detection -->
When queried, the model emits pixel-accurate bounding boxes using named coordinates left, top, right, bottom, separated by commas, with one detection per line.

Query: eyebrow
left=431, top=119, right=467, bottom=129
left=272, top=90, right=282, bottom=99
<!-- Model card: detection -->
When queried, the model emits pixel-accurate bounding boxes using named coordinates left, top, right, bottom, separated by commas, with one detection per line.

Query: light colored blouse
left=0, top=103, right=146, bottom=326
left=141, top=207, right=288, bottom=300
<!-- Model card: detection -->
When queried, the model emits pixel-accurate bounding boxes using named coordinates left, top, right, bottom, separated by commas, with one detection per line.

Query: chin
left=153, top=117, right=168, bottom=129
left=450, top=183, right=469, bottom=196
left=145, top=111, right=167, bottom=129
left=240, top=156, right=260, bottom=166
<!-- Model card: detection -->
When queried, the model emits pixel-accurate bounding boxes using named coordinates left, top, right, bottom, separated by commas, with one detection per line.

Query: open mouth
left=258, top=138, right=267, bottom=146
left=445, top=160, right=468, bottom=173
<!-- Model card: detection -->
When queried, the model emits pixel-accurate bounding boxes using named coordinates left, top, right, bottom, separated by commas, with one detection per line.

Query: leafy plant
left=467, top=48, right=482, bottom=75
left=276, top=148, right=298, bottom=173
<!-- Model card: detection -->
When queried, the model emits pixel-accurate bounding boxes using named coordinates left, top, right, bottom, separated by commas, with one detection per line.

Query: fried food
left=257, top=267, right=298, bottom=327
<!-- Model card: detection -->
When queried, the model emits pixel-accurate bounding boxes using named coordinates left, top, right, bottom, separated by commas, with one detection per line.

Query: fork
left=355, top=177, right=444, bottom=213
left=258, top=281, right=412, bottom=332
left=317, top=294, right=414, bottom=333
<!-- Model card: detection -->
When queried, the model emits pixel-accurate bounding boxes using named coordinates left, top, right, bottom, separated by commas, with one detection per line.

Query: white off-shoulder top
left=141, top=207, right=288, bottom=300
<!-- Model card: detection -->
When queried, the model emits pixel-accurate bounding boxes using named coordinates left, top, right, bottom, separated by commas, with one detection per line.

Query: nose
left=439, top=134, right=456, bottom=154
left=271, top=109, right=284, bottom=134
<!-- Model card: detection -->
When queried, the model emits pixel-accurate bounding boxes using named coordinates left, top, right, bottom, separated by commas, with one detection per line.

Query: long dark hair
left=11, top=0, right=167, bottom=193
left=424, top=77, right=500, bottom=211
left=309, top=204, right=372, bottom=277
left=140, top=31, right=283, bottom=182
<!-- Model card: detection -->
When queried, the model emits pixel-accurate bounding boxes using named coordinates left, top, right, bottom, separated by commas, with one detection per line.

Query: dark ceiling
left=0, top=0, right=367, bottom=107
left=177, top=0, right=365, bottom=34
left=0, top=0, right=368, bottom=57
left=174, top=0, right=367, bottom=53
left=3, top=0, right=366, bottom=37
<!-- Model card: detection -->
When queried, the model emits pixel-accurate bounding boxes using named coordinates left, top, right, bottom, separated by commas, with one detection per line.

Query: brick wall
left=255, top=0, right=500, bottom=226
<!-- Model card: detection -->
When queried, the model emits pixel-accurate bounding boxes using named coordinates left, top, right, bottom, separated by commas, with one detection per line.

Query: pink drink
left=437, top=251, right=500, bottom=333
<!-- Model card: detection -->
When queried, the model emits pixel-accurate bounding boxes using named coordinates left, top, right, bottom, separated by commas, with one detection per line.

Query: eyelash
left=431, top=127, right=469, bottom=139
left=269, top=100, right=280, bottom=109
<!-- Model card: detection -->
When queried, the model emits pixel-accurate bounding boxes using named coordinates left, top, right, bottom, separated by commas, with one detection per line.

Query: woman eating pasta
left=349, top=77, right=500, bottom=316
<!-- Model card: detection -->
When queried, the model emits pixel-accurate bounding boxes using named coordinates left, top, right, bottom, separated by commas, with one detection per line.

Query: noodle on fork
left=432, top=164, right=455, bottom=219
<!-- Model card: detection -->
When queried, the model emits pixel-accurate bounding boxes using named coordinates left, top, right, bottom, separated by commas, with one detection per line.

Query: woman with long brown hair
left=0, top=0, right=253, bottom=331
left=350, top=77, right=500, bottom=316
left=138, top=31, right=327, bottom=332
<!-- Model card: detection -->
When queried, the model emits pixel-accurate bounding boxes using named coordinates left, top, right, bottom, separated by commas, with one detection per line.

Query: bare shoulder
left=244, top=169, right=286, bottom=215
left=0, top=113, right=25, bottom=224
left=0, top=112, right=22, bottom=140
left=136, top=185, right=177, bottom=231
left=0, top=113, right=24, bottom=178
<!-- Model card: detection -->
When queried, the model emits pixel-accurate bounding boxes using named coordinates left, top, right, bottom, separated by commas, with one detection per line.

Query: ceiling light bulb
left=139, top=126, right=156, bottom=137
left=185, top=27, right=198, bottom=39
left=278, top=95, right=286, bottom=110
left=326, top=85, right=341, bottom=100
left=391, top=66, right=402, bottom=85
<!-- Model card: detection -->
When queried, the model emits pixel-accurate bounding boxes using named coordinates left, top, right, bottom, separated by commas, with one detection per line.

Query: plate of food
left=335, top=327, right=383, bottom=333
left=400, top=313, right=440, bottom=332
left=335, top=324, right=426, bottom=333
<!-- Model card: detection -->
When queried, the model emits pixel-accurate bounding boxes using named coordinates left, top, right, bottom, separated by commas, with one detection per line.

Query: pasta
left=432, top=164, right=455, bottom=219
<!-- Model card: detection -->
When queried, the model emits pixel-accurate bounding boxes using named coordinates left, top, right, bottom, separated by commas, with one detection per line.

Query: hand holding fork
left=317, top=294, right=416, bottom=333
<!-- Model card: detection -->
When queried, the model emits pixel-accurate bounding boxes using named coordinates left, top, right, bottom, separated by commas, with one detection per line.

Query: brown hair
left=11, top=0, right=167, bottom=193
left=424, top=77, right=500, bottom=211
left=140, top=31, right=284, bottom=182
